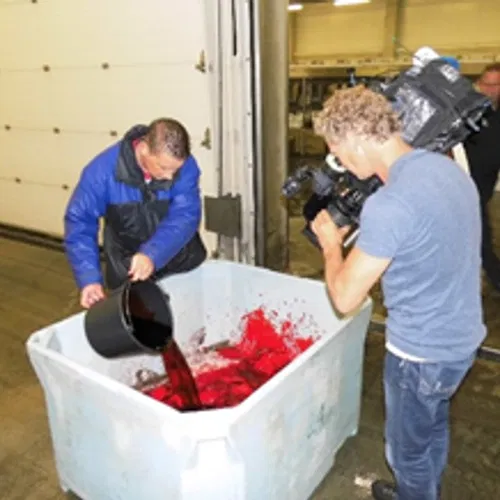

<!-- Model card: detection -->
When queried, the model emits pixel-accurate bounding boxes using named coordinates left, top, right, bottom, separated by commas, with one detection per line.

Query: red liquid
left=127, top=288, right=203, bottom=411
left=160, top=340, right=202, bottom=412
left=143, top=308, right=315, bottom=411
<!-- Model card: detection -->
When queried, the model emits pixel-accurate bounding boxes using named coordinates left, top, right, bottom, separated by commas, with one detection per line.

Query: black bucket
left=84, top=280, right=174, bottom=358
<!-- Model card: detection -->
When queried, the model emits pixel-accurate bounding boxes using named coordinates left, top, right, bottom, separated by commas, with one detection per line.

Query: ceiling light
left=288, top=3, right=304, bottom=11
left=334, top=0, right=371, bottom=6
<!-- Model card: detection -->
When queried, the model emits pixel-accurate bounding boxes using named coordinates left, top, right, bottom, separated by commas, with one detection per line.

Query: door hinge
left=204, top=194, right=242, bottom=238
left=195, top=50, right=206, bottom=73
left=200, top=127, right=211, bottom=149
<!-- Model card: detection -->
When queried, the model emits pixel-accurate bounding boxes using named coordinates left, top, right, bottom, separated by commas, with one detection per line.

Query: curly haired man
left=311, top=86, right=486, bottom=500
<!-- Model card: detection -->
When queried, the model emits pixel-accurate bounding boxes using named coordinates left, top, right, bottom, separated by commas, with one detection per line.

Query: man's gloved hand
left=129, top=253, right=155, bottom=282
left=80, top=283, right=105, bottom=309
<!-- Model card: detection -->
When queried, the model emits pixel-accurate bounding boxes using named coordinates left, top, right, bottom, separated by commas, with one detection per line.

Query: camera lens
left=282, top=178, right=300, bottom=197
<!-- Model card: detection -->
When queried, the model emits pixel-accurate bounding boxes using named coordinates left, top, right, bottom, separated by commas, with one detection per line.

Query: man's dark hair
left=145, top=118, right=191, bottom=159
left=481, top=62, right=500, bottom=77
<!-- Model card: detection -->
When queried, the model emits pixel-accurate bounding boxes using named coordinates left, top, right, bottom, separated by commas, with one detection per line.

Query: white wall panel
left=1, top=69, right=212, bottom=137
left=293, top=1, right=388, bottom=59
left=1, top=183, right=77, bottom=237
left=0, top=132, right=112, bottom=187
left=0, top=0, right=218, bottom=255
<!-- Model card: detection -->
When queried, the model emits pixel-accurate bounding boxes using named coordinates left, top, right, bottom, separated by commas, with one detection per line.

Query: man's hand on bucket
left=129, top=253, right=155, bottom=282
left=80, top=284, right=105, bottom=309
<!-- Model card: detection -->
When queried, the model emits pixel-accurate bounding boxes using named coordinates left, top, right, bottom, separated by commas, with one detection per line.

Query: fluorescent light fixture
left=288, top=3, right=303, bottom=11
left=334, top=0, right=371, bottom=6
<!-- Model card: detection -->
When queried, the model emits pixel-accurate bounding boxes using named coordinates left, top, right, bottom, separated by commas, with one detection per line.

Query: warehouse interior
left=1, top=0, right=500, bottom=499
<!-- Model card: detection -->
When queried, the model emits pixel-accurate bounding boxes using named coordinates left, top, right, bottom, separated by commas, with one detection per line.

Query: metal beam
left=288, top=10, right=297, bottom=64
left=256, top=0, right=289, bottom=271
left=383, top=0, right=403, bottom=58
left=289, top=49, right=500, bottom=79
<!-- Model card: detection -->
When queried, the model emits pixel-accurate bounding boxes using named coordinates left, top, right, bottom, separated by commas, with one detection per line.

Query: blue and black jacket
left=64, top=125, right=206, bottom=290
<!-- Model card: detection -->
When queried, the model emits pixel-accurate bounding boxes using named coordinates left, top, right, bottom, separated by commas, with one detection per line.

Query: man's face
left=478, top=70, right=500, bottom=107
left=139, top=146, right=184, bottom=181
left=328, top=136, right=375, bottom=180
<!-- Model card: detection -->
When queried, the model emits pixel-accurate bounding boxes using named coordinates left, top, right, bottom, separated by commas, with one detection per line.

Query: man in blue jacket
left=64, top=118, right=207, bottom=308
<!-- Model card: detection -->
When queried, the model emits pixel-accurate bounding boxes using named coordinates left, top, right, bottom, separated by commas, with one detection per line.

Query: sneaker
left=371, top=479, right=397, bottom=500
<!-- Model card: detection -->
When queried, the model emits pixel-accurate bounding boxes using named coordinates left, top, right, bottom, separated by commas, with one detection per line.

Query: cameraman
left=311, top=86, right=486, bottom=500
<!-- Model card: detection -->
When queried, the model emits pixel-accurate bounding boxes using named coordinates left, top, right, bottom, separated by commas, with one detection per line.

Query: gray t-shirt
left=356, top=148, right=486, bottom=362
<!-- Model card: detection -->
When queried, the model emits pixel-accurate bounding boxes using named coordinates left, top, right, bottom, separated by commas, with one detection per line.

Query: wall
left=400, top=0, right=500, bottom=53
left=290, top=0, right=500, bottom=191
left=291, top=0, right=500, bottom=63
left=0, top=0, right=219, bottom=254
left=292, top=0, right=387, bottom=60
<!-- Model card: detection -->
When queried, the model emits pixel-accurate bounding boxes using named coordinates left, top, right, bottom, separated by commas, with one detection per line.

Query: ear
left=347, top=134, right=365, bottom=155
left=136, top=141, right=150, bottom=156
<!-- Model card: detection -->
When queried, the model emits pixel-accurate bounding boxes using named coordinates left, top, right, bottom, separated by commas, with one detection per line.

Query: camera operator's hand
left=311, top=210, right=348, bottom=254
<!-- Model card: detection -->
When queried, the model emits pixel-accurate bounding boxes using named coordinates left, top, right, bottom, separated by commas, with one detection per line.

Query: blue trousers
left=383, top=350, right=475, bottom=500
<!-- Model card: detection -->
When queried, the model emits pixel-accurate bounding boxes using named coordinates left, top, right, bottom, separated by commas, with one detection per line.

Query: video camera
left=282, top=48, right=492, bottom=248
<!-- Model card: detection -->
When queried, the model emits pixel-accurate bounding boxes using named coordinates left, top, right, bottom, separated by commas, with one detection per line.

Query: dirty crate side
left=26, top=260, right=372, bottom=499
left=159, top=260, right=373, bottom=500
left=26, top=341, right=209, bottom=500
left=213, top=304, right=372, bottom=500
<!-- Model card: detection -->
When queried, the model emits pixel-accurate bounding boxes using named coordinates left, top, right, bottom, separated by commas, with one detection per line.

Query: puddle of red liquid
left=142, top=307, right=315, bottom=411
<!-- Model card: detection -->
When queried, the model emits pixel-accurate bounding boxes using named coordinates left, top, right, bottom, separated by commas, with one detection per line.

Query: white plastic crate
left=26, top=260, right=372, bottom=500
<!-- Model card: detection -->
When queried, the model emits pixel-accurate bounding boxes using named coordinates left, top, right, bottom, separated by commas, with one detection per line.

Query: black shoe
left=371, top=479, right=397, bottom=500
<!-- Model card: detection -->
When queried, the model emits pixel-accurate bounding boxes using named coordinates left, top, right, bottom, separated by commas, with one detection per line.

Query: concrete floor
left=1, top=210, right=500, bottom=498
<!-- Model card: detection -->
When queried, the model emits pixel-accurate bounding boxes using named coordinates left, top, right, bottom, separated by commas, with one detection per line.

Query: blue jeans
left=383, top=350, right=475, bottom=500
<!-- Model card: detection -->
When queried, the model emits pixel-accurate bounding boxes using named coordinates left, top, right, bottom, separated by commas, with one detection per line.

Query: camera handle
left=301, top=224, right=321, bottom=249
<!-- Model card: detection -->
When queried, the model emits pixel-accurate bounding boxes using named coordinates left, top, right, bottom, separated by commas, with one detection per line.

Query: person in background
left=463, top=63, right=500, bottom=291
left=436, top=57, right=470, bottom=173
left=64, top=118, right=207, bottom=309
left=311, top=86, right=485, bottom=500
